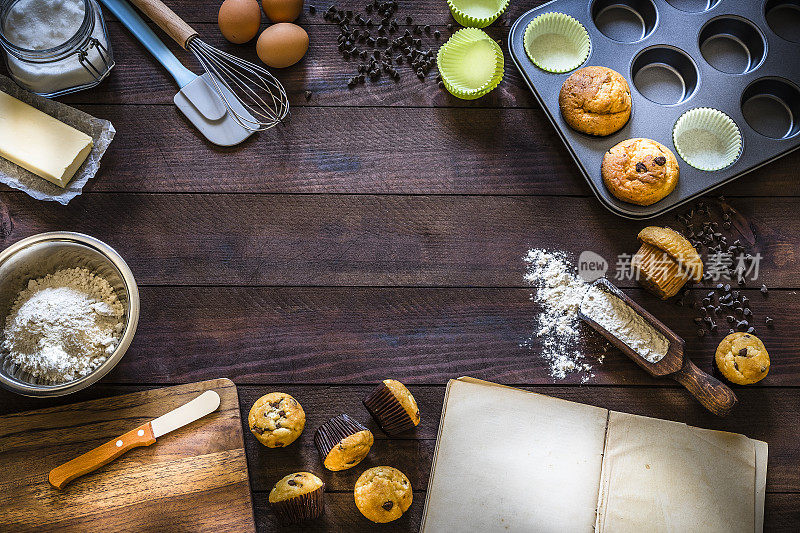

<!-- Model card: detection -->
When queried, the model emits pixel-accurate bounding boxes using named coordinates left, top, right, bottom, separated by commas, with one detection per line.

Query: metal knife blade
left=150, top=390, right=221, bottom=438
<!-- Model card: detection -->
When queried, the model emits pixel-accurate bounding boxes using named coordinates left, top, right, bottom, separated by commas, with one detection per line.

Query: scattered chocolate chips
left=760, top=284, right=769, bottom=296
left=653, top=156, right=666, bottom=166
left=635, top=162, right=647, bottom=173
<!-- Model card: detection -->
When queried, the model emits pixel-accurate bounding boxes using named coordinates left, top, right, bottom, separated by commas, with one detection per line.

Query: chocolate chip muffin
left=559, top=66, right=631, bottom=136
left=715, top=332, right=770, bottom=385
left=363, top=379, right=421, bottom=435
left=314, top=414, right=374, bottom=471
left=602, top=138, right=679, bottom=205
left=248, top=392, right=305, bottom=448
left=269, top=472, right=325, bottom=524
left=354, top=466, right=412, bottom=523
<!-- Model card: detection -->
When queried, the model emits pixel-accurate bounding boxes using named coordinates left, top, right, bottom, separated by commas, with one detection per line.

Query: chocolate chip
left=287, top=479, right=297, bottom=486
left=309, top=5, right=316, bottom=14
left=736, top=320, right=749, bottom=331
left=765, top=316, right=774, bottom=327
left=635, top=162, right=647, bottom=173
left=747, top=326, right=756, bottom=334
left=278, top=410, right=286, bottom=416
left=304, top=90, right=312, bottom=100
left=726, top=315, right=735, bottom=324
left=654, top=156, right=666, bottom=166
left=761, top=284, right=768, bottom=295
left=697, top=329, right=706, bottom=338
left=382, top=501, right=394, bottom=511
left=738, top=348, right=748, bottom=357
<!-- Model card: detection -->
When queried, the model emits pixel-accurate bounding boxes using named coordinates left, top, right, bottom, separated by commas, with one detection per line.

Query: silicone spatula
left=579, top=278, right=737, bottom=417
left=98, top=0, right=254, bottom=146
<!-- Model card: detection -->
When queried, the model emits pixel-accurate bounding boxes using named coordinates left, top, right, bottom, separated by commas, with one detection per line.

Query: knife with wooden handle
left=48, top=390, right=221, bottom=489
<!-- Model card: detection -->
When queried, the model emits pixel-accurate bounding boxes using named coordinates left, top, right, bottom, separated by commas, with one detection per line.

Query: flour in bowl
left=2, top=267, right=124, bottom=383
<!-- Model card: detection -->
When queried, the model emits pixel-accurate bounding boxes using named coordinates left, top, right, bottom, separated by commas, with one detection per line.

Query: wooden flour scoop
left=579, top=278, right=737, bottom=417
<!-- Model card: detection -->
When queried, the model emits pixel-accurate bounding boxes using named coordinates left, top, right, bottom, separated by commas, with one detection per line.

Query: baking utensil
left=0, top=232, right=139, bottom=397
left=48, top=389, right=221, bottom=489
left=579, top=278, right=737, bottom=417
left=508, top=0, right=800, bottom=219
left=98, top=0, right=254, bottom=146
left=1, top=379, right=256, bottom=531
left=127, top=0, right=289, bottom=132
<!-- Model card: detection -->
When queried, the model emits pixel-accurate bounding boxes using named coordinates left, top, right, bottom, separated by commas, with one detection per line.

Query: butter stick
left=0, top=91, right=93, bottom=188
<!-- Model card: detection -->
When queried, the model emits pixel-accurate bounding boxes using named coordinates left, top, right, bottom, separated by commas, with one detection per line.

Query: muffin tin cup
left=523, top=12, right=591, bottom=73
left=673, top=108, right=743, bottom=171
left=313, top=414, right=369, bottom=463
left=446, top=0, right=510, bottom=28
left=270, top=485, right=326, bottom=525
left=363, top=382, right=416, bottom=435
left=437, top=28, right=504, bottom=100
left=508, top=0, right=800, bottom=218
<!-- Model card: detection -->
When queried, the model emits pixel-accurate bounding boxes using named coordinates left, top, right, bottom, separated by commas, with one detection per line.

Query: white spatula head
left=174, top=73, right=255, bottom=146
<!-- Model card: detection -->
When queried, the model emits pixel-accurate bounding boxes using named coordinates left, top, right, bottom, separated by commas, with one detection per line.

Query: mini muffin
left=248, top=392, right=305, bottom=448
left=715, top=332, right=770, bottom=385
left=314, top=414, right=374, bottom=471
left=363, top=379, right=421, bottom=435
left=632, top=226, right=703, bottom=299
left=559, top=66, right=631, bottom=136
left=354, top=466, right=412, bottom=523
left=269, top=472, right=325, bottom=524
left=602, top=138, right=679, bottom=206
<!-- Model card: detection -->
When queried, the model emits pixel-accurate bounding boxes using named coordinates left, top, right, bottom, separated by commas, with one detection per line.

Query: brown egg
left=262, top=0, right=303, bottom=23
left=256, top=23, right=309, bottom=68
left=218, top=0, right=262, bottom=44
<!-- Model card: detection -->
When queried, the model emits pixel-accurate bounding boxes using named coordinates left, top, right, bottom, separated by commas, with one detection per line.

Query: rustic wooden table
left=1, top=1, right=799, bottom=531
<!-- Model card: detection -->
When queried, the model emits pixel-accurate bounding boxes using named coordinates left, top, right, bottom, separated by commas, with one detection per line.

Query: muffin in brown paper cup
left=314, top=414, right=374, bottom=471
left=363, top=379, right=421, bottom=435
left=632, top=226, right=703, bottom=299
left=269, top=472, right=325, bottom=525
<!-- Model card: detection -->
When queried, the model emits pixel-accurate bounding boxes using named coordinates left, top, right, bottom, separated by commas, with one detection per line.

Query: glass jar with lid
left=0, top=0, right=114, bottom=97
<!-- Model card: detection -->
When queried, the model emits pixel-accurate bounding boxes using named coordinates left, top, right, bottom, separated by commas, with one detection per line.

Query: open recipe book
left=421, top=378, right=767, bottom=533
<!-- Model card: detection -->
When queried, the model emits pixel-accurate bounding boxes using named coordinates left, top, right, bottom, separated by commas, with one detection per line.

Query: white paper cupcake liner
left=673, top=107, right=743, bottom=171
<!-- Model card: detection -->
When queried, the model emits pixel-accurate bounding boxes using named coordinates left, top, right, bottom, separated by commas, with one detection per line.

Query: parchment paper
left=0, top=75, right=115, bottom=204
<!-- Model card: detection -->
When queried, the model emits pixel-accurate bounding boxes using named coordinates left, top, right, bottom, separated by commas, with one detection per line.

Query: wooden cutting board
left=0, top=378, right=255, bottom=532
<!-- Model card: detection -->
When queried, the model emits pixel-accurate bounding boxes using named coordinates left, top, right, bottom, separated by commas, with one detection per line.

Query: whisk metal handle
left=127, top=0, right=197, bottom=49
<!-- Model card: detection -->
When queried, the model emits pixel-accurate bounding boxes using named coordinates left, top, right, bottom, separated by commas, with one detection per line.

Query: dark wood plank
left=0, top=193, right=797, bottom=287
left=1, top=385, right=797, bottom=493
left=0, top=100, right=793, bottom=195
left=59, top=23, right=529, bottom=109
left=253, top=490, right=424, bottom=532
left=104, top=286, right=800, bottom=385
left=101, top=0, right=546, bottom=25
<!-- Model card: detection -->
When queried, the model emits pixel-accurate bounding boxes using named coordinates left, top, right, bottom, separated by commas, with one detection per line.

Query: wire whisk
left=130, top=0, right=289, bottom=132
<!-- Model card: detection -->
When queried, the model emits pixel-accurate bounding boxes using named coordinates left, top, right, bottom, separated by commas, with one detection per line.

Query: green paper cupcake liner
left=447, top=0, right=510, bottom=28
left=523, top=12, right=591, bottom=73
left=437, top=28, right=504, bottom=100
left=673, top=107, right=742, bottom=171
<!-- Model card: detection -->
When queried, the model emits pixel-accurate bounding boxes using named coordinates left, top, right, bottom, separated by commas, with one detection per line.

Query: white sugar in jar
left=0, top=0, right=114, bottom=97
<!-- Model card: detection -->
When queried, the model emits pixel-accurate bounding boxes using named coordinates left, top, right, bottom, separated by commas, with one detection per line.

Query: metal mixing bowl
left=0, top=232, right=139, bottom=397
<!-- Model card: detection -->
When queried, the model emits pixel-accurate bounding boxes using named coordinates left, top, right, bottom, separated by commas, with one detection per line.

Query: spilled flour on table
left=522, top=249, right=605, bottom=382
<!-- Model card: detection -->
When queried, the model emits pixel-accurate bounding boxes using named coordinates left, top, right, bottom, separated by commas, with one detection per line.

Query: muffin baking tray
left=509, top=0, right=800, bottom=218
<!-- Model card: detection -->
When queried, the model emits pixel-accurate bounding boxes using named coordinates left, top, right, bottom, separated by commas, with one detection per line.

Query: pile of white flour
left=2, top=268, right=124, bottom=383
left=523, top=249, right=602, bottom=380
